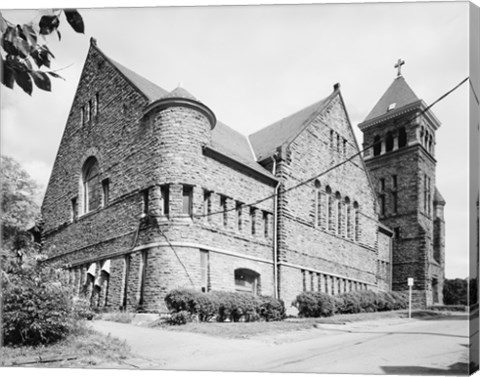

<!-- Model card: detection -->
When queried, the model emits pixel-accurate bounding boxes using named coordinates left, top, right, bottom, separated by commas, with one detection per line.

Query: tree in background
left=443, top=278, right=468, bottom=306
left=1, top=155, right=41, bottom=262
left=1, top=9, right=84, bottom=95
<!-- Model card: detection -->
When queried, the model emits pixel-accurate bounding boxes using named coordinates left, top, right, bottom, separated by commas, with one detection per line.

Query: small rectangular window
left=85, top=101, right=90, bottom=122
left=94, top=92, right=99, bottom=115
left=302, top=270, right=306, bottom=292
left=142, top=189, right=149, bottom=215
left=200, top=250, right=209, bottom=293
left=380, top=178, right=385, bottom=191
left=380, top=194, right=386, bottom=216
left=102, top=179, right=110, bottom=206
left=71, top=197, right=78, bottom=221
left=182, top=186, right=193, bottom=215
left=392, top=174, right=397, bottom=188
left=161, top=185, right=169, bottom=215
left=250, top=207, right=256, bottom=235
left=203, top=190, right=211, bottom=216
left=80, top=107, right=84, bottom=125
left=263, top=211, right=269, bottom=238
left=89, top=99, right=93, bottom=120
left=394, top=227, right=401, bottom=240
left=392, top=191, right=398, bottom=213
left=343, top=138, right=347, bottom=157
left=220, top=195, right=227, bottom=226
left=236, top=201, right=242, bottom=231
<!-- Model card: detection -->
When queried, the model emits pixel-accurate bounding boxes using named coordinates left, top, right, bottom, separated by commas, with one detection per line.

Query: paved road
left=91, top=316, right=470, bottom=374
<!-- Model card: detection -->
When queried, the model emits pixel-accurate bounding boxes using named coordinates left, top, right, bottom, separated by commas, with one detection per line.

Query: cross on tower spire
left=394, top=58, right=405, bottom=77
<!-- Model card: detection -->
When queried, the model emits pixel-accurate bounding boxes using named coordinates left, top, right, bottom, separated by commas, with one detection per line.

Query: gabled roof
left=91, top=39, right=168, bottom=102
left=249, top=91, right=337, bottom=161
left=363, top=76, right=420, bottom=123
left=106, top=57, right=168, bottom=102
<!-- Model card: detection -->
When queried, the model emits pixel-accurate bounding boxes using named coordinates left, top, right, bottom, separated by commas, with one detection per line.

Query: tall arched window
left=345, top=197, right=351, bottom=238
left=326, top=186, right=332, bottom=231
left=373, top=135, right=381, bottom=156
left=353, top=201, right=359, bottom=241
left=314, top=180, right=321, bottom=227
left=385, top=132, right=394, bottom=152
left=398, top=127, right=407, bottom=148
left=335, top=192, right=342, bottom=235
left=83, top=157, right=101, bottom=213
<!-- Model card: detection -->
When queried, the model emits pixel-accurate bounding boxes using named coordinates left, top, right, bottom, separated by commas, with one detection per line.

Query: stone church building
left=41, top=39, right=445, bottom=313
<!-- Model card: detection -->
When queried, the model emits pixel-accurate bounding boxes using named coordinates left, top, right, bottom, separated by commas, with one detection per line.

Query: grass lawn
left=157, top=309, right=466, bottom=339
left=1, top=327, right=132, bottom=368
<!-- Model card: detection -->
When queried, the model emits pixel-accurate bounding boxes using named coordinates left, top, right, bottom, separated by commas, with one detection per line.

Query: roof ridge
left=90, top=39, right=167, bottom=102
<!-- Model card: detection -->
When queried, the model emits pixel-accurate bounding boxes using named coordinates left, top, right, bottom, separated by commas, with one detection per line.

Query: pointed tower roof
left=161, top=86, right=197, bottom=100
left=364, top=76, right=420, bottom=122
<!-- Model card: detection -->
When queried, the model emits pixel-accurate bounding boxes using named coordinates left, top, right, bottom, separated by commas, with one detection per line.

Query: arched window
left=234, top=268, right=260, bottom=295
left=82, top=157, right=101, bottom=213
left=373, top=135, right=381, bottom=156
left=385, top=132, right=394, bottom=152
left=345, top=197, right=351, bottom=238
left=314, top=180, right=321, bottom=227
left=398, top=127, right=407, bottom=148
left=353, top=201, right=359, bottom=241
left=335, top=192, right=342, bottom=235
left=326, top=186, right=332, bottom=231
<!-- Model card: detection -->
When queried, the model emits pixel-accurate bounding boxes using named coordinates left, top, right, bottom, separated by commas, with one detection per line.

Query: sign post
left=407, top=277, right=414, bottom=319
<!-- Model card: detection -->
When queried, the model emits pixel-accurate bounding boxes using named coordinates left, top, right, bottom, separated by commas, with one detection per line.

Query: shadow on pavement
left=381, top=361, right=469, bottom=375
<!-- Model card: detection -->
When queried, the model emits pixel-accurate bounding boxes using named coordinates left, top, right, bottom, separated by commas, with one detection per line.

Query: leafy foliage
left=443, top=278, right=468, bottom=305
left=292, top=292, right=337, bottom=317
left=293, top=290, right=408, bottom=318
left=1, top=259, right=78, bottom=346
left=1, top=9, right=84, bottom=95
left=164, top=289, right=286, bottom=323
left=1, top=155, right=41, bottom=262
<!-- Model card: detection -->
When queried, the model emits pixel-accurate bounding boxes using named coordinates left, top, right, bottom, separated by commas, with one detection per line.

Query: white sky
left=0, top=1, right=475, bottom=279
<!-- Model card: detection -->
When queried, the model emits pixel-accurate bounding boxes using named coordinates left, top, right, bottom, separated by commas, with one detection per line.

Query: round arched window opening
left=398, top=127, right=407, bottom=148
left=314, top=179, right=321, bottom=189
left=373, top=135, right=381, bottom=156
left=82, top=157, right=101, bottom=213
left=385, top=132, right=394, bottom=152
left=234, top=268, right=260, bottom=295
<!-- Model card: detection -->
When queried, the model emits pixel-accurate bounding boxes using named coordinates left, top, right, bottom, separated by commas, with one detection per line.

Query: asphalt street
left=91, top=315, right=470, bottom=374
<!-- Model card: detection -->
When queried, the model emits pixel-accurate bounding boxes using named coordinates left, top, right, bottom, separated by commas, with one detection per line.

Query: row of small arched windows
left=313, top=180, right=360, bottom=241
left=420, top=126, right=434, bottom=153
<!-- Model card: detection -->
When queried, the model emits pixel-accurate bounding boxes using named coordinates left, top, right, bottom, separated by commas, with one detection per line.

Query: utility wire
left=160, top=230, right=196, bottom=287
left=192, top=76, right=468, bottom=220
left=469, top=78, right=480, bottom=106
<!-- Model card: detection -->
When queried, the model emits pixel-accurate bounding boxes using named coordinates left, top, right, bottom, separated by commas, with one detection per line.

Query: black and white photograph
left=1, top=0, right=479, bottom=375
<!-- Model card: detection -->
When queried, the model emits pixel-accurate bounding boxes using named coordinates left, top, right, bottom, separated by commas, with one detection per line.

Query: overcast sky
left=1, top=1, right=473, bottom=278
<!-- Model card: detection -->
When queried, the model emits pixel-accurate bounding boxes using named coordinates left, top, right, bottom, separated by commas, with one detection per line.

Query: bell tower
left=358, top=60, right=445, bottom=307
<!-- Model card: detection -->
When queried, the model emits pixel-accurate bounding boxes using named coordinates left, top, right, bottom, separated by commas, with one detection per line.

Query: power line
left=469, top=78, right=479, bottom=106
left=160, top=230, right=196, bottom=288
left=192, top=76, right=468, bottom=220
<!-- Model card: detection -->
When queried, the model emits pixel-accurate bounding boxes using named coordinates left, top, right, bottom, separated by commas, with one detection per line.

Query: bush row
left=164, top=289, right=286, bottom=323
left=293, top=290, right=408, bottom=317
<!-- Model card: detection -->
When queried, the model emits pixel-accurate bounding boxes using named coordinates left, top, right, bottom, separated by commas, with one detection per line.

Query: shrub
left=2, top=263, right=75, bottom=346
left=167, top=311, right=192, bottom=325
left=72, top=297, right=95, bottom=320
left=292, top=292, right=336, bottom=317
left=335, top=292, right=362, bottom=314
left=164, top=289, right=285, bottom=323
left=258, top=296, right=286, bottom=321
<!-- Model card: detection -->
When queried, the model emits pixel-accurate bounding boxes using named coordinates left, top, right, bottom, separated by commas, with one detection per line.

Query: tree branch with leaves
left=1, top=9, right=84, bottom=95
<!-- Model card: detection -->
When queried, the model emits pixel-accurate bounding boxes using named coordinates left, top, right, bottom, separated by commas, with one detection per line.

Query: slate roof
left=364, top=76, right=420, bottom=122
left=248, top=92, right=336, bottom=161
left=107, top=56, right=168, bottom=102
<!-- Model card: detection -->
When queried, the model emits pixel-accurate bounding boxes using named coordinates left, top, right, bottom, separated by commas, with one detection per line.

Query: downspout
left=272, top=155, right=280, bottom=299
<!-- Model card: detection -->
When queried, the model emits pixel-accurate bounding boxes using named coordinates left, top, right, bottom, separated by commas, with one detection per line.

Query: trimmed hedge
left=293, top=290, right=408, bottom=318
left=164, top=289, right=286, bottom=323
left=292, top=292, right=337, bottom=317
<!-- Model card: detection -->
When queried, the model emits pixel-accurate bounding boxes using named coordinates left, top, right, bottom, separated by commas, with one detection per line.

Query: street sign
left=407, top=277, right=413, bottom=319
